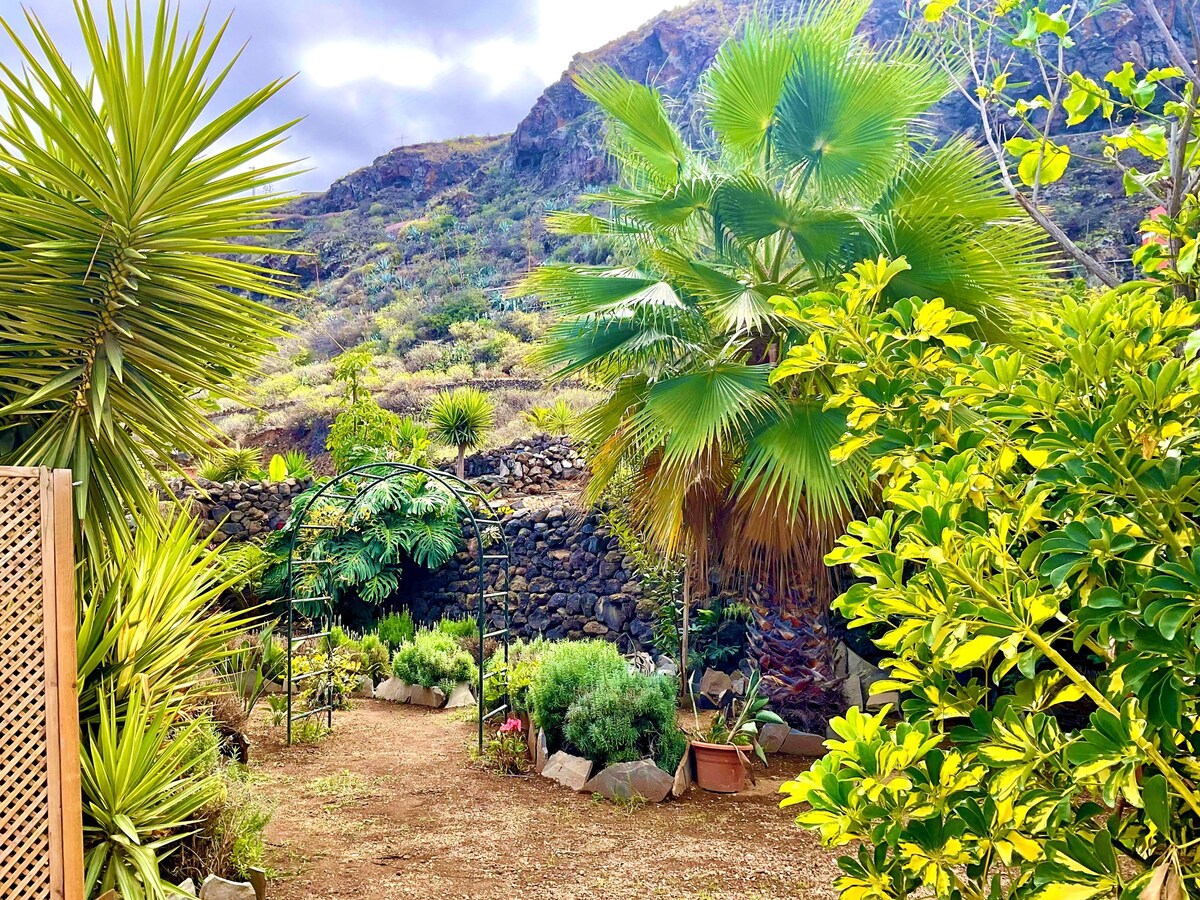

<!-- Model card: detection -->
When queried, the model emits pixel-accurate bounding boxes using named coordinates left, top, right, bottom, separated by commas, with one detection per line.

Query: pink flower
left=499, top=716, right=523, bottom=734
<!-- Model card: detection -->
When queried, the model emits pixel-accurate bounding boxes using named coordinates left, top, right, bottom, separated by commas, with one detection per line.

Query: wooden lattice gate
left=0, top=467, right=83, bottom=900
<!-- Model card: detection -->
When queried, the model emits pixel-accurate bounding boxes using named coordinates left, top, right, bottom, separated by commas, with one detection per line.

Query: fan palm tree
left=516, top=0, right=1052, bottom=594
left=428, top=386, right=496, bottom=478
left=0, top=0, right=297, bottom=550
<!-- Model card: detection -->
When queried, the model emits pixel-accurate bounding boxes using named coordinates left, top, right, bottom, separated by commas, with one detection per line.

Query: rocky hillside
left=263, top=0, right=1171, bottom=315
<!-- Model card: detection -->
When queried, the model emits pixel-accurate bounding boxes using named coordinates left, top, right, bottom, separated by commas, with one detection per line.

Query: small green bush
left=529, top=640, right=626, bottom=752
left=391, top=630, right=474, bottom=693
left=484, top=637, right=549, bottom=715
left=564, top=669, right=686, bottom=773
left=436, top=616, right=476, bottom=640
left=375, top=610, right=415, bottom=651
left=359, top=634, right=391, bottom=685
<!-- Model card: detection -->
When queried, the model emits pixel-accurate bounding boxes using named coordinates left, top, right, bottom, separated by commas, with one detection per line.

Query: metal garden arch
left=283, top=462, right=513, bottom=750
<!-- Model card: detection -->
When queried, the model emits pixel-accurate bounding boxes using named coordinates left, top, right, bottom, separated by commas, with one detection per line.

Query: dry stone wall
left=161, top=477, right=314, bottom=544
left=404, top=504, right=658, bottom=651
left=457, top=434, right=586, bottom=497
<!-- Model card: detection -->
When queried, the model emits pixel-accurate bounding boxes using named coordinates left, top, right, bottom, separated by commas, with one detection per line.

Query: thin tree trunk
left=456, top=445, right=466, bottom=479
left=680, top=566, right=691, bottom=701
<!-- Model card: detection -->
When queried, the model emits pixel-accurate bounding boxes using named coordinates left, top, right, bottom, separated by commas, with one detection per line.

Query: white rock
left=177, top=879, right=197, bottom=897
left=199, top=875, right=256, bottom=900
left=374, top=677, right=411, bottom=703
left=409, top=685, right=447, bottom=708
left=672, top=745, right=692, bottom=799
left=759, top=722, right=790, bottom=754
left=583, top=759, right=674, bottom=803
left=444, top=682, right=475, bottom=709
left=541, top=751, right=593, bottom=791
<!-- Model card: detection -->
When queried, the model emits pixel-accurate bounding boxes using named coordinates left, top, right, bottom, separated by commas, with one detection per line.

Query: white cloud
left=530, top=0, right=679, bottom=83
left=463, top=1, right=675, bottom=96
left=301, top=40, right=451, bottom=89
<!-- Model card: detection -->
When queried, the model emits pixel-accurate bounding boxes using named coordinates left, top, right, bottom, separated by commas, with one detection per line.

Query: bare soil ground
left=249, top=700, right=840, bottom=900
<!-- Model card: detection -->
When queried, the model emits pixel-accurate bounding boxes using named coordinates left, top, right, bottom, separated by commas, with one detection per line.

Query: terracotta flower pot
left=690, top=740, right=748, bottom=793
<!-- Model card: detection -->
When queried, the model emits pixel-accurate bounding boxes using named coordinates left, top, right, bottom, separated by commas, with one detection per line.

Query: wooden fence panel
left=0, top=467, right=83, bottom=900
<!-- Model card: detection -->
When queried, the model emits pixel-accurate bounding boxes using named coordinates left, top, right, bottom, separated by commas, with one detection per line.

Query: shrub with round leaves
left=774, top=259, right=1200, bottom=900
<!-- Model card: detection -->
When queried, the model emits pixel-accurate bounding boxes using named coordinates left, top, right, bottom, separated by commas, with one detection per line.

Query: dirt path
left=249, top=701, right=840, bottom=899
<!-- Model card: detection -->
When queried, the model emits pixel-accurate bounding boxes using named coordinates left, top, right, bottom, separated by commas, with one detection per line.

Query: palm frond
left=574, top=65, right=687, bottom=189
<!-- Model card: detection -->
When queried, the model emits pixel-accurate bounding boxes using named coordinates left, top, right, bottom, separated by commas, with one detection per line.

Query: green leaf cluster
left=0, top=1, right=296, bottom=549
left=529, top=639, right=628, bottom=752
left=776, top=266, right=1200, bottom=899
left=390, top=629, right=474, bottom=694
left=288, top=474, right=463, bottom=611
left=564, top=667, right=687, bottom=773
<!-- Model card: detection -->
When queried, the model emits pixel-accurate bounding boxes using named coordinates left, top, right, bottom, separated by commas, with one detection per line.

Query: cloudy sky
left=0, top=1, right=677, bottom=191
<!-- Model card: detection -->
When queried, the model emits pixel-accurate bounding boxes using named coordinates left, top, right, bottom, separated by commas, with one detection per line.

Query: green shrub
left=169, top=760, right=273, bottom=883
left=564, top=668, right=685, bottom=773
left=359, top=634, right=391, bottom=684
left=376, top=610, right=415, bottom=651
left=484, top=637, right=549, bottom=715
left=775, top=273, right=1200, bottom=897
left=529, top=640, right=626, bottom=752
left=391, top=630, right=474, bottom=693
left=198, top=445, right=264, bottom=482
left=436, top=616, right=477, bottom=640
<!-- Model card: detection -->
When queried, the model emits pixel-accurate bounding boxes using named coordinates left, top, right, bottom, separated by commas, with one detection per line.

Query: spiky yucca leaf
left=0, top=1, right=297, bottom=548
left=428, top=385, right=496, bottom=478
left=81, top=688, right=219, bottom=900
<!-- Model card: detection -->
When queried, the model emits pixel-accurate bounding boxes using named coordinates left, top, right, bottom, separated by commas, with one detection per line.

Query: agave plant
left=515, top=0, right=1051, bottom=592
left=0, top=1, right=296, bottom=549
left=428, top=386, right=495, bottom=478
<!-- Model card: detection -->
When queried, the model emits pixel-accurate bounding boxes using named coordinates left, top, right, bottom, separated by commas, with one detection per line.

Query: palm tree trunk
left=456, top=445, right=466, bottom=480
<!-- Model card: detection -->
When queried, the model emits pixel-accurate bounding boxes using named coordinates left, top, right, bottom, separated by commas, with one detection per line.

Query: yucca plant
left=283, top=449, right=314, bottom=479
left=515, top=0, right=1052, bottom=593
left=0, top=4, right=297, bottom=896
left=521, top=400, right=576, bottom=436
left=80, top=689, right=220, bottom=900
left=0, top=0, right=297, bottom=550
left=428, top=386, right=495, bottom=478
left=197, top=445, right=265, bottom=483
left=76, top=511, right=258, bottom=723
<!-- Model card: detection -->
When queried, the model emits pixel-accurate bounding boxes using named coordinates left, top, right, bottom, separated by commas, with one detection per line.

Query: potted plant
left=688, top=672, right=784, bottom=793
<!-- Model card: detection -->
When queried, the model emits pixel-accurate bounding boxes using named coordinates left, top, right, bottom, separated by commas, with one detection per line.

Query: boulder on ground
left=583, top=759, right=674, bottom=803
left=176, top=880, right=197, bottom=898
left=699, top=668, right=733, bottom=703
left=758, top=722, right=790, bottom=754
left=779, top=730, right=827, bottom=757
left=199, top=875, right=256, bottom=900
left=672, top=745, right=692, bottom=799
left=444, top=682, right=475, bottom=709
left=541, top=751, right=593, bottom=791
left=867, top=689, right=900, bottom=711
left=374, top=677, right=411, bottom=703
left=409, top=685, right=447, bottom=708
left=352, top=677, right=374, bottom=699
